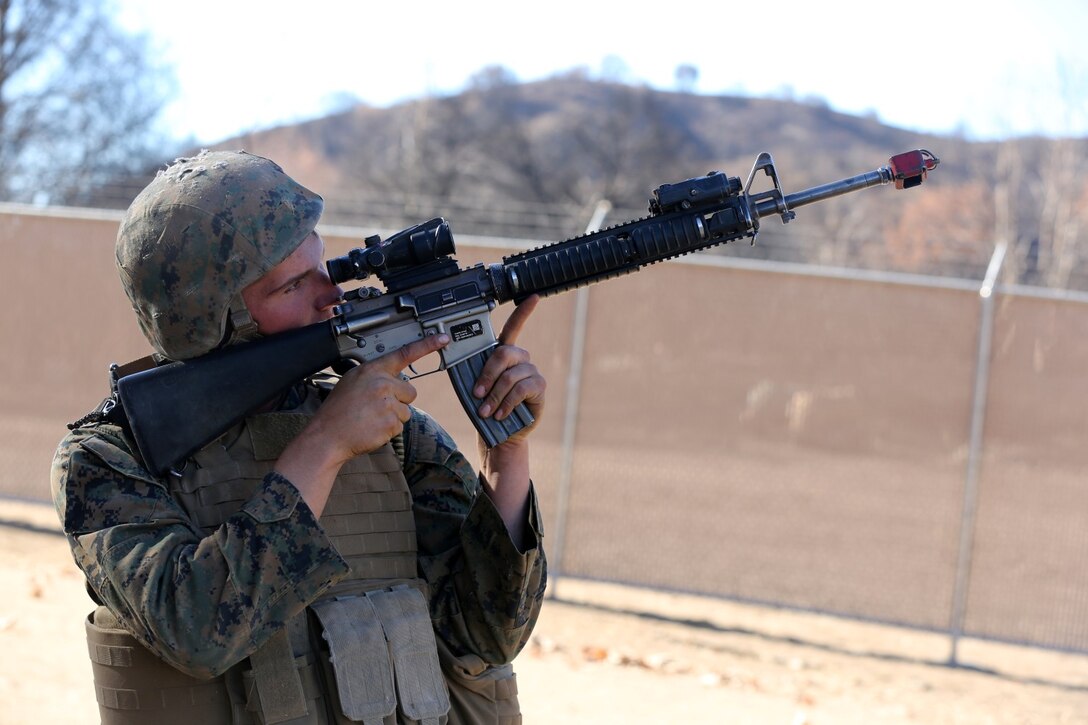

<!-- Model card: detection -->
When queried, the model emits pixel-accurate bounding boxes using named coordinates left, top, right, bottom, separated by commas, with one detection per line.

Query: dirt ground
left=2, top=497, right=1086, bottom=725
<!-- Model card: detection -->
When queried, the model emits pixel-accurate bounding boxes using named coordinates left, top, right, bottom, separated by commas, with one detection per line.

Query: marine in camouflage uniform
left=51, top=150, right=548, bottom=724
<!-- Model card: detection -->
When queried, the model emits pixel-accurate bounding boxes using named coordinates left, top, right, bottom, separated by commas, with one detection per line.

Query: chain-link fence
left=4, top=205, right=1087, bottom=659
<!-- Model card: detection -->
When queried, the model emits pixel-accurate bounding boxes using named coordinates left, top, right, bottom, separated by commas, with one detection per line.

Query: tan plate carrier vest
left=84, top=402, right=520, bottom=724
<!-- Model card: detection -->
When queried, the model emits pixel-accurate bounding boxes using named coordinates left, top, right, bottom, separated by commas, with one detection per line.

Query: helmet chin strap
left=225, top=294, right=262, bottom=347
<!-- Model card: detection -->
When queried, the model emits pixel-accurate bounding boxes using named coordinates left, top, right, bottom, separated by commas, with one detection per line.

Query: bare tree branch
left=0, top=0, right=175, bottom=203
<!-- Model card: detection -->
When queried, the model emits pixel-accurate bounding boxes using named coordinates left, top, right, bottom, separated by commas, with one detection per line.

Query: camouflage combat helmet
left=115, top=149, right=324, bottom=360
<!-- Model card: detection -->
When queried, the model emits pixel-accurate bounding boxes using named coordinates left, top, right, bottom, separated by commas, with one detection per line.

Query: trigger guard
left=331, top=359, right=358, bottom=375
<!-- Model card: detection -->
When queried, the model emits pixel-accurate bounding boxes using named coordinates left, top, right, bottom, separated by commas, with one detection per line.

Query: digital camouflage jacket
left=51, top=381, right=546, bottom=722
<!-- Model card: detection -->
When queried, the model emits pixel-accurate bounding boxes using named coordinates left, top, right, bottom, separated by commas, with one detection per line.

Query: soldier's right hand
left=310, top=333, right=451, bottom=461
left=274, top=333, right=449, bottom=516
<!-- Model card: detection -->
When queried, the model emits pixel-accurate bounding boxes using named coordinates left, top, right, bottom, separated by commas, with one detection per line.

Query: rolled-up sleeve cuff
left=465, top=480, right=544, bottom=575
left=241, top=470, right=308, bottom=523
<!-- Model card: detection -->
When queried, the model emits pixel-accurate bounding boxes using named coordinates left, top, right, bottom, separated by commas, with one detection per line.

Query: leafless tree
left=555, top=82, right=702, bottom=210
left=0, top=0, right=174, bottom=204
left=335, top=66, right=644, bottom=239
left=1037, top=137, right=1087, bottom=288
left=675, top=64, right=698, bottom=93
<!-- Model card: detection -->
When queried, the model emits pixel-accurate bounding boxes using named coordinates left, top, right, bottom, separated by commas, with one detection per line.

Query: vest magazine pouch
left=311, top=595, right=396, bottom=724
left=367, top=586, right=451, bottom=724
left=312, top=588, right=450, bottom=725
left=85, top=607, right=233, bottom=725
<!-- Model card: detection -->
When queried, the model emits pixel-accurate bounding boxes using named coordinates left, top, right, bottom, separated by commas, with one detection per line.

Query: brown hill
left=90, top=74, right=1088, bottom=289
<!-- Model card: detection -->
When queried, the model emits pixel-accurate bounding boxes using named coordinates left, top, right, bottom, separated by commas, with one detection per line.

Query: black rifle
left=117, top=150, right=939, bottom=475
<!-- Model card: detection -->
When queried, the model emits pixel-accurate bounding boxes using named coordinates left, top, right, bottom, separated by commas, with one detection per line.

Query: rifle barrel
left=754, top=167, right=894, bottom=220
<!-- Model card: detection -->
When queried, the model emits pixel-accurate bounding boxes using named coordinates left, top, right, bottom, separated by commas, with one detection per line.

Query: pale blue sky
left=116, top=0, right=1088, bottom=144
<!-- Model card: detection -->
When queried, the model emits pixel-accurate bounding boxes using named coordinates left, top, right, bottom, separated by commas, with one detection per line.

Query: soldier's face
left=241, top=231, right=344, bottom=335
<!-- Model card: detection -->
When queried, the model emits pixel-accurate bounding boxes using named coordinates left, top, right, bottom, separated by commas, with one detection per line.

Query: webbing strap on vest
left=248, top=628, right=309, bottom=723
left=311, top=595, right=396, bottom=725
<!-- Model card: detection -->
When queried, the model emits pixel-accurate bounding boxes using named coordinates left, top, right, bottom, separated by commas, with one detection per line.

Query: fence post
left=948, top=241, right=1007, bottom=665
left=546, top=200, right=611, bottom=600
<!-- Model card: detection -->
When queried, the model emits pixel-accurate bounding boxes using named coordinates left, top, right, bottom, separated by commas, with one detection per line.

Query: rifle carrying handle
left=447, top=346, right=535, bottom=448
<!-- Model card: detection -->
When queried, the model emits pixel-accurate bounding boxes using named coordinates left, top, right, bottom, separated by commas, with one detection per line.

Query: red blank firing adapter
left=888, top=150, right=940, bottom=189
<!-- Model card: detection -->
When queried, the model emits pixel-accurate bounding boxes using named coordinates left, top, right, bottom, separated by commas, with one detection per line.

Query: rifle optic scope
left=327, top=217, right=455, bottom=284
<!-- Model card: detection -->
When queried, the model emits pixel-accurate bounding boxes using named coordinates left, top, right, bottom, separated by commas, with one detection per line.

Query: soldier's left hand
left=472, top=295, right=546, bottom=438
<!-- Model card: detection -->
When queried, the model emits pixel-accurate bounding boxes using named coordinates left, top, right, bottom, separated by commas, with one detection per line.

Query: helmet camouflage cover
left=116, top=149, right=324, bottom=360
